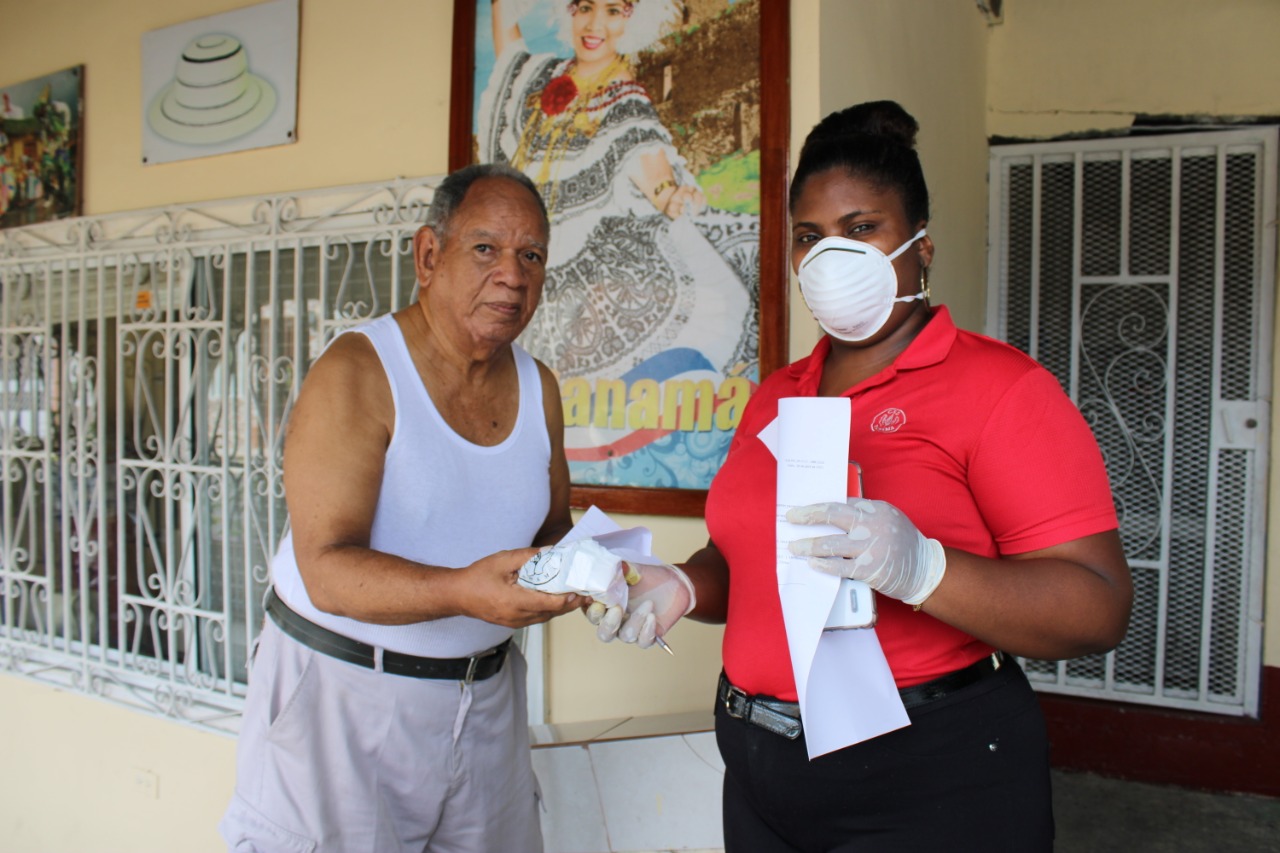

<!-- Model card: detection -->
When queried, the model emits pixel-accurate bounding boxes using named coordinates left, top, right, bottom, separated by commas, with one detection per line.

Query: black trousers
left=716, top=658, right=1054, bottom=853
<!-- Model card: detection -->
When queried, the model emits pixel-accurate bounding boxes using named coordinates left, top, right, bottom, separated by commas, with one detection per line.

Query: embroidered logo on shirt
left=870, top=408, right=907, bottom=433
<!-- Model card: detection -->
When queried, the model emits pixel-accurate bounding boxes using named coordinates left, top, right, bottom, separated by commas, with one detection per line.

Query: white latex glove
left=786, top=498, right=946, bottom=607
left=586, top=561, right=695, bottom=648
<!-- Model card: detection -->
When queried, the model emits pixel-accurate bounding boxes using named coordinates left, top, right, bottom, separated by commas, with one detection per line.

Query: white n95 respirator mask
left=797, top=229, right=928, bottom=342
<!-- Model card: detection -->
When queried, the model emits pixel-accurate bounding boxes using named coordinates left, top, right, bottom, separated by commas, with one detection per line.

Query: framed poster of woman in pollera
left=451, top=0, right=789, bottom=515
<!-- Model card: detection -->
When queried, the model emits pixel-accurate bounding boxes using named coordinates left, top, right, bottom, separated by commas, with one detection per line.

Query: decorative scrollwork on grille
left=2, top=175, right=437, bottom=732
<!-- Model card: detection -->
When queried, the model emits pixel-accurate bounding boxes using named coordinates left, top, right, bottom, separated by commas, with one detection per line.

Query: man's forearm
left=298, top=544, right=469, bottom=625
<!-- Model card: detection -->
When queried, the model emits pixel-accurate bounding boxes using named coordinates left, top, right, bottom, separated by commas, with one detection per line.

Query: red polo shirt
left=706, top=307, right=1118, bottom=699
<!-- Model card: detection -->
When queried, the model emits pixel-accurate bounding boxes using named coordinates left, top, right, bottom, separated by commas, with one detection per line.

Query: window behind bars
left=0, top=181, right=431, bottom=731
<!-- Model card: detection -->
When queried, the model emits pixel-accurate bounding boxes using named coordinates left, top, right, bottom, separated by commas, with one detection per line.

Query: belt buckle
left=464, top=645, right=497, bottom=684
left=723, top=683, right=750, bottom=719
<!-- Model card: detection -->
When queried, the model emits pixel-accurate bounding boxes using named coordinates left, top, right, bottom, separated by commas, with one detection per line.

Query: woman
left=477, top=0, right=757, bottom=486
left=665, top=101, right=1131, bottom=850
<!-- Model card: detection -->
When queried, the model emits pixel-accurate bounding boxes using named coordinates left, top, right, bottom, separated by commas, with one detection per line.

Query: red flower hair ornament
left=540, top=75, right=579, bottom=116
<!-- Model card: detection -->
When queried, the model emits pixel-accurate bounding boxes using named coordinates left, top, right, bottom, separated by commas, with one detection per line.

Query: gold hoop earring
left=920, top=266, right=931, bottom=302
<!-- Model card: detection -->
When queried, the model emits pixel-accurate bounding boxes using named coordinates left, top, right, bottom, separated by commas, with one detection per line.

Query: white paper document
left=557, top=505, right=656, bottom=563
left=772, top=397, right=909, bottom=758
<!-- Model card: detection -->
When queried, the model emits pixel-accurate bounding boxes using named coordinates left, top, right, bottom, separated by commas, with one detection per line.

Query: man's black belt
left=265, top=588, right=510, bottom=682
left=718, top=652, right=1007, bottom=740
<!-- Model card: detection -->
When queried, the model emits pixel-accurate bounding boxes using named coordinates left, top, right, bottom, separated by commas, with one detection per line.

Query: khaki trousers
left=219, top=619, right=542, bottom=853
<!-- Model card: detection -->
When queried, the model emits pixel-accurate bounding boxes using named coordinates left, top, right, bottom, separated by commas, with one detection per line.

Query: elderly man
left=220, top=164, right=583, bottom=853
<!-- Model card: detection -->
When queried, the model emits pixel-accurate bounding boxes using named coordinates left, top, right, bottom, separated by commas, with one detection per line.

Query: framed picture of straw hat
left=452, top=0, right=789, bottom=516
left=141, top=0, right=298, bottom=165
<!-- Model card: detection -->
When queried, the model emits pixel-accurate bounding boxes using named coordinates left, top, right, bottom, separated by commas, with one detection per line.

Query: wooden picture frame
left=450, top=0, right=788, bottom=516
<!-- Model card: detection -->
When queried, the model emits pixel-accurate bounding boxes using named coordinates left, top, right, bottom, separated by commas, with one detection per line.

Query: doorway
left=987, top=127, right=1278, bottom=716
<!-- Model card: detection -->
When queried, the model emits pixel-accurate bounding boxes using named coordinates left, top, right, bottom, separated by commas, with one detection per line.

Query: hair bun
left=808, top=100, right=919, bottom=150
left=791, top=99, right=931, bottom=225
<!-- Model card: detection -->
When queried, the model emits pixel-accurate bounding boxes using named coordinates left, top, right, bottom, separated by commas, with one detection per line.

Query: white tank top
left=272, top=313, right=552, bottom=657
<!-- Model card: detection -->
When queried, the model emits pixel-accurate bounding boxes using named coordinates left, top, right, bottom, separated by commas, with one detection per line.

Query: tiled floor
left=543, top=769, right=1280, bottom=853
left=626, top=772, right=1280, bottom=852
left=1053, top=769, right=1280, bottom=852
left=532, top=712, right=1280, bottom=853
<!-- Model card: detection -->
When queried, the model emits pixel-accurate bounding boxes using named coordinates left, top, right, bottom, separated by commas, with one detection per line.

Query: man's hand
left=461, top=547, right=586, bottom=628
left=586, top=561, right=695, bottom=648
left=787, top=498, right=946, bottom=607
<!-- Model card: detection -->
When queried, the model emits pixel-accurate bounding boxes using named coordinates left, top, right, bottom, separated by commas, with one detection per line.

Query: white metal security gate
left=987, top=127, right=1277, bottom=716
left=0, top=181, right=431, bottom=731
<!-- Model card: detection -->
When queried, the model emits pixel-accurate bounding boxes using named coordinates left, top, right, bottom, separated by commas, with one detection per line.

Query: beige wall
left=0, top=677, right=235, bottom=853
left=988, top=0, right=1280, bottom=139
left=786, top=1, right=991, bottom=352
left=812, top=1, right=991, bottom=338
left=2, top=0, right=456, bottom=214
left=0, top=0, right=1277, bottom=850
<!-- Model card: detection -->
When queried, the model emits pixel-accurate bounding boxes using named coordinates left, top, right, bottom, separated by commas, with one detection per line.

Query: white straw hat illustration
left=148, top=33, right=276, bottom=145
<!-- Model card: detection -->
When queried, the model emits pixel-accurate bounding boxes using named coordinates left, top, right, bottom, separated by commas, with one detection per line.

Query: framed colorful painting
left=451, top=0, right=788, bottom=515
left=0, top=65, right=83, bottom=229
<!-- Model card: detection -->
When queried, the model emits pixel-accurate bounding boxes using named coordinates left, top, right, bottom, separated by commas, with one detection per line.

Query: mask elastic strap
left=886, top=228, right=928, bottom=262
left=890, top=228, right=929, bottom=303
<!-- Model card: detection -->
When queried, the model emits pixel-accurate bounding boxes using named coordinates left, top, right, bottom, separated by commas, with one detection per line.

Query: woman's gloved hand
left=786, top=498, right=946, bottom=607
left=585, top=561, right=696, bottom=648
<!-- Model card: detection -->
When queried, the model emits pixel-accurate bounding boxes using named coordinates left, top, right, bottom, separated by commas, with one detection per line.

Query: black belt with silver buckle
left=718, top=673, right=804, bottom=739
left=265, top=588, right=510, bottom=682
left=718, top=652, right=1007, bottom=740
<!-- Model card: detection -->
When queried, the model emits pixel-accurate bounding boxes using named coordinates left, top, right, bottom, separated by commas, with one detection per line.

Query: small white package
left=518, top=538, right=631, bottom=608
